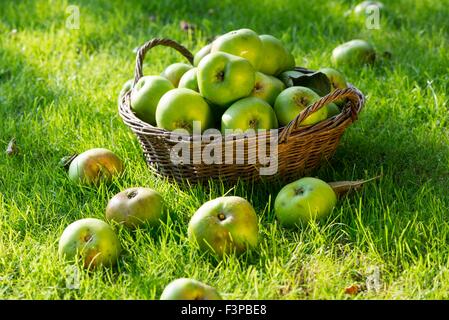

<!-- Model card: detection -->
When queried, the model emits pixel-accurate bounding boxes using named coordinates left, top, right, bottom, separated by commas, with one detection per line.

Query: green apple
left=130, top=75, right=174, bottom=125
left=278, top=70, right=305, bottom=87
left=117, top=79, right=133, bottom=106
left=106, top=187, right=164, bottom=229
left=58, top=218, right=121, bottom=268
left=250, top=72, right=285, bottom=105
left=211, top=28, right=262, bottom=69
left=332, top=39, right=376, bottom=67
left=354, top=1, right=384, bottom=17
left=274, top=86, right=327, bottom=127
left=193, top=43, right=212, bottom=67
left=318, top=67, right=348, bottom=106
left=274, top=177, right=337, bottom=227
left=327, top=103, right=340, bottom=118
left=221, top=97, right=278, bottom=133
left=160, top=278, right=222, bottom=300
left=178, top=68, right=199, bottom=92
left=68, top=148, right=124, bottom=185
left=258, top=34, right=295, bottom=75
left=188, top=196, right=258, bottom=256
left=161, top=63, right=193, bottom=87
left=197, top=52, right=255, bottom=107
left=156, top=88, right=212, bottom=133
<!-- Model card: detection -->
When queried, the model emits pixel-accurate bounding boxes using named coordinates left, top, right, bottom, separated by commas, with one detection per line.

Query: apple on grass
left=332, top=39, right=376, bottom=67
left=156, top=88, right=212, bottom=133
left=188, top=196, right=258, bottom=257
left=68, top=148, right=124, bottom=185
left=160, top=62, right=193, bottom=87
left=106, top=187, right=164, bottom=229
left=58, top=218, right=121, bottom=268
left=160, top=278, right=222, bottom=300
left=274, top=177, right=337, bottom=227
left=130, top=75, right=174, bottom=125
left=258, top=34, right=295, bottom=76
left=211, top=28, right=262, bottom=69
left=178, top=68, right=199, bottom=92
left=197, top=52, right=255, bottom=107
left=274, top=86, right=327, bottom=127
left=221, top=97, right=278, bottom=133
left=250, top=72, right=285, bottom=105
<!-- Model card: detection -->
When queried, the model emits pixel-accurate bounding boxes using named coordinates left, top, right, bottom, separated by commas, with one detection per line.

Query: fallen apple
left=178, top=68, right=199, bottom=92
left=221, top=97, right=278, bottom=133
left=156, top=88, right=212, bottom=133
left=130, top=75, right=174, bottom=125
left=332, top=39, right=376, bottom=67
left=106, top=187, right=164, bottom=229
left=68, top=148, right=124, bottom=185
left=161, top=62, right=193, bottom=87
left=188, top=196, right=258, bottom=256
left=258, top=34, right=295, bottom=75
left=211, top=28, right=262, bottom=69
left=274, top=86, right=327, bottom=127
left=250, top=72, right=285, bottom=105
left=58, top=218, right=121, bottom=268
left=274, top=177, right=337, bottom=227
left=160, top=278, right=222, bottom=300
left=197, top=52, right=255, bottom=107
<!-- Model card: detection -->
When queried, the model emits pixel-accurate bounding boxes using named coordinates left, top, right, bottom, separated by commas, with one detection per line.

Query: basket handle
left=278, top=86, right=363, bottom=143
left=133, top=38, right=194, bottom=86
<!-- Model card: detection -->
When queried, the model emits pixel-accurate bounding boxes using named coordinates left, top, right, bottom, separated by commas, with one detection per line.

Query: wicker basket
left=119, top=38, right=365, bottom=184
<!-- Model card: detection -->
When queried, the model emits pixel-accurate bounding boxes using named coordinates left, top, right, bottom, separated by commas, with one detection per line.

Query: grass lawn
left=0, top=0, right=448, bottom=299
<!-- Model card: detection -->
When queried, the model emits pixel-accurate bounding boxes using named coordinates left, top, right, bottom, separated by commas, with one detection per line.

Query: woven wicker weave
left=119, top=38, right=365, bottom=183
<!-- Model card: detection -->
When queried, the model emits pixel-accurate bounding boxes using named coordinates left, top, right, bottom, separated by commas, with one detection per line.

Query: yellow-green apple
left=160, top=278, right=222, bottom=300
left=278, top=70, right=305, bottom=87
left=197, top=52, right=255, bottom=107
left=130, top=75, right=174, bottom=125
left=250, top=72, right=285, bottom=105
left=161, top=63, right=193, bottom=87
left=221, top=97, right=278, bottom=132
left=188, top=196, right=258, bottom=256
left=258, top=34, right=295, bottom=75
left=58, top=218, right=121, bottom=268
left=156, top=88, right=212, bottom=133
left=193, top=43, right=212, bottom=67
left=178, top=68, right=198, bottom=92
left=274, top=177, right=337, bottom=227
left=318, top=67, right=348, bottom=106
left=332, top=39, right=376, bottom=67
left=327, top=103, right=340, bottom=118
left=274, top=86, right=327, bottom=127
left=211, top=28, right=262, bottom=69
left=106, top=187, right=164, bottom=229
left=354, top=1, right=384, bottom=17
left=68, top=148, right=124, bottom=185
left=117, top=79, right=133, bottom=106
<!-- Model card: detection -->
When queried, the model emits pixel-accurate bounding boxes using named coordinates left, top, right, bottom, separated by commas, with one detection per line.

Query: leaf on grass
left=5, top=138, right=18, bottom=156
left=59, top=153, right=78, bottom=170
left=328, top=175, right=382, bottom=197
left=344, top=284, right=361, bottom=295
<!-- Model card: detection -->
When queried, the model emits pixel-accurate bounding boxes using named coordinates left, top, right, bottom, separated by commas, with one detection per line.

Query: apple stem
left=218, top=213, right=226, bottom=221
left=294, top=187, right=305, bottom=195
left=127, top=190, right=138, bottom=199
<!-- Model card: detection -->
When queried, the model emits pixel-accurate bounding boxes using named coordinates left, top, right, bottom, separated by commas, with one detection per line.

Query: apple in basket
left=331, top=39, right=376, bottom=67
left=221, top=97, right=278, bottom=133
left=193, top=43, right=212, bottom=67
left=211, top=28, right=263, bottom=69
left=156, top=88, right=213, bottom=133
left=160, top=62, right=193, bottom=87
left=58, top=218, right=121, bottom=268
left=258, top=34, right=296, bottom=76
left=117, top=79, right=133, bottom=106
left=160, top=278, right=222, bottom=300
left=106, top=187, right=165, bottom=229
left=197, top=52, right=255, bottom=107
left=274, top=177, right=337, bottom=227
left=68, top=148, right=124, bottom=185
left=188, top=196, right=259, bottom=257
left=250, top=72, right=285, bottom=106
left=130, top=75, right=174, bottom=125
left=274, top=86, right=328, bottom=127
left=178, top=68, right=199, bottom=92
left=318, top=67, right=348, bottom=107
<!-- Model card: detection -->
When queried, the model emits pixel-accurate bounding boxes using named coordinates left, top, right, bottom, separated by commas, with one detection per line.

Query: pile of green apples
left=60, top=146, right=337, bottom=299
left=122, top=28, right=353, bottom=133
